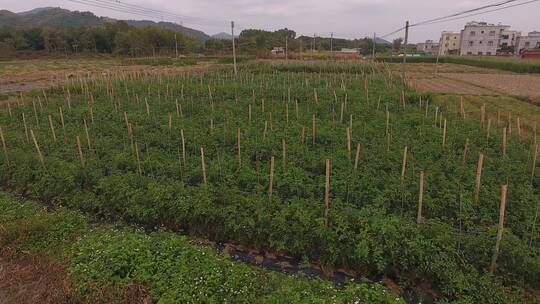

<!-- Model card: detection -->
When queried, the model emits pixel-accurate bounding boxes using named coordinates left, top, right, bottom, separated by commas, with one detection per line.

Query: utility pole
left=300, top=39, right=303, bottom=60
left=372, top=32, right=376, bottom=59
left=312, top=33, right=315, bottom=52
left=435, top=35, right=443, bottom=74
left=174, top=33, right=178, bottom=58
left=285, top=35, right=288, bottom=60
left=330, top=32, right=333, bottom=53
left=402, top=21, right=409, bottom=64
left=231, top=21, right=237, bottom=76
left=402, top=20, right=409, bottom=81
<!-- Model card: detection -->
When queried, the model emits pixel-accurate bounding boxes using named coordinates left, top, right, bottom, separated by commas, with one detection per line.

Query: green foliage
left=0, top=62, right=538, bottom=302
left=0, top=193, right=401, bottom=303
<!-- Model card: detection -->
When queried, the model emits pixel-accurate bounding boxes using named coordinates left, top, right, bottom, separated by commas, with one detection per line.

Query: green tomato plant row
left=0, top=62, right=538, bottom=302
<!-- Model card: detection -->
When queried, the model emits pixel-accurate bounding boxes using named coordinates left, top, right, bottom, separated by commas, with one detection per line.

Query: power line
left=411, top=0, right=523, bottom=26
left=379, top=0, right=538, bottom=39
left=66, top=0, right=229, bottom=28
left=415, top=0, right=540, bottom=26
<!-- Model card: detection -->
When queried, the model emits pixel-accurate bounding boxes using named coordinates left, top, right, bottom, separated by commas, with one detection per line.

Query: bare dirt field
left=0, top=59, right=217, bottom=94
left=408, top=73, right=540, bottom=103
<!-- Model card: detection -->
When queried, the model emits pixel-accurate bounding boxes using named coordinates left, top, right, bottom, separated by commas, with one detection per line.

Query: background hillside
left=0, top=7, right=210, bottom=41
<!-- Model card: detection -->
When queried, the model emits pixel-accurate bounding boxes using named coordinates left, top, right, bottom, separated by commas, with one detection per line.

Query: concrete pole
left=231, top=21, right=238, bottom=76
left=372, top=32, right=376, bottom=59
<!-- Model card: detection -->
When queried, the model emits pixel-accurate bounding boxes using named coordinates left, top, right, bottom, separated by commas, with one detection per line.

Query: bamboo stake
left=417, top=171, right=424, bottom=225
left=76, top=136, right=85, bottom=168
left=532, top=144, right=538, bottom=181
left=83, top=119, right=91, bottom=150
left=237, top=128, right=241, bottom=166
left=354, top=143, right=361, bottom=171
left=180, top=129, right=186, bottom=165
left=401, top=146, right=408, bottom=185
left=442, top=119, right=447, bottom=147
left=462, top=138, right=469, bottom=165
left=489, top=184, right=508, bottom=275
left=135, top=141, right=142, bottom=176
left=346, top=127, right=351, bottom=161
left=268, top=156, right=275, bottom=202
left=45, top=115, right=56, bottom=143
left=324, top=159, right=330, bottom=227
left=460, top=96, right=465, bottom=118
left=282, top=139, right=287, bottom=167
left=22, top=113, right=29, bottom=143
left=474, top=153, right=484, bottom=202
left=312, top=114, right=316, bottom=145
left=59, top=107, right=65, bottom=130
left=502, top=127, right=507, bottom=156
left=30, top=129, right=44, bottom=166
left=168, top=113, right=172, bottom=131
left=200, top=147, right=207, bottom=185
left=0, top=126, right=8, bottom=165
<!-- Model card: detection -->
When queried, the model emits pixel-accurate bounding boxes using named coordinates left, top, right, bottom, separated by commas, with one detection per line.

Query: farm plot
left=0, top=62, right=538, bottom=303
left=406, top=73, right=496, bottom=95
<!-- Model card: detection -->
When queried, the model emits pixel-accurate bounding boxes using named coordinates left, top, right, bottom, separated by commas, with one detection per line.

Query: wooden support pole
left=282, top=139, right=286, bottom=167
left=48, top=115, right=57, bottom=143
left=489, top=184, right=508, bottom=275
left=354, top=143, right=361, bottom=171
left=346, top=127, right=351, bottom=161
left=312, top=114, right=316, bottom=145
left=502, top=127, right=507, bottom=156
left=237, top=128, right=241, bottom=166
left=135, top=141, right=142, bottom=176
left=417, top=171, right=424, bottom=225
left=76, top=136, right=85, bottom=168
left=442, top=119, right=447, bottom=147
left=200, top=147, right=207, bottom=185
left=268, top=156, right=275, bottom=202
left=475, top=153, right=484, bottom=202
left=30, top=129, right=44, bottom=166
left=59, top=107, right=65, bottom=130
left=83, top=119, right=91, bottom=150
left=180, top=129, right=186, bottom=165
left=22, top=113, right=29, bottom=143
left=532, top=144, right=538, bottom=180
left=462, top=138, right=469, bottom=165
left=460, top=96, right=465, bottom=119
left=401, top=146, right=408, bottom=185
left=0, top=126, right=8, bottom=165
left=324, top=159, right=330, bottom=227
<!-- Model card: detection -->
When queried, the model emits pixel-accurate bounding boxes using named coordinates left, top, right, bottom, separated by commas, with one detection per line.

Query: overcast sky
left=2, top=0, right=539, bottom=42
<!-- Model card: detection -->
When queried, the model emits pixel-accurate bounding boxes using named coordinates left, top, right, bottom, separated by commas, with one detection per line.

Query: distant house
left=417, top=40, right=440, bottom=55
left=516, top=32, right=540, bottom=54
left=271, top=47, right=285, bottom=55
left=340, top=48, right=359, bottom=53
left=459, top=22, right=520, bottom=56
left=439, top=32, right=461, bottom=55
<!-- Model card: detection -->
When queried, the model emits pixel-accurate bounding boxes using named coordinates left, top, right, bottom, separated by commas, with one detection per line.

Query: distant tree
left=392, top=38, right=403, bottom=53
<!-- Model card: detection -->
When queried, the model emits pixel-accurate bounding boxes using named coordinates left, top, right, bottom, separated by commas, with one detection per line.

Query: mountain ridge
left=0, top=7, right=210, bottom=41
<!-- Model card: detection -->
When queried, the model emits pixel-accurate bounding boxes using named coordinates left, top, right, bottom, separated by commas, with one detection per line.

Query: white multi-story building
left=439, top=32, right=461, bottom=55
left=516, top=31, right=540, bottom=54
left=459, top=22, right=520, bottom=56
left=417, top=40, right=440, bottom=55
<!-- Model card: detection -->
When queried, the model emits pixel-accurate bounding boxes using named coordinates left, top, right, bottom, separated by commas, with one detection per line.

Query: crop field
left=0, top=61, right=539, bottom=303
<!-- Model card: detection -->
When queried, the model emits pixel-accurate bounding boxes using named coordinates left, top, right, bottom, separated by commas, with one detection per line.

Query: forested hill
left=0, top=7, right=210, bottom=41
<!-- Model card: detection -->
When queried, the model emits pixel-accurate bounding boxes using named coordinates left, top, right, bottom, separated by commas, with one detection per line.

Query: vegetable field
left=0, top=62, right=539, bottom=303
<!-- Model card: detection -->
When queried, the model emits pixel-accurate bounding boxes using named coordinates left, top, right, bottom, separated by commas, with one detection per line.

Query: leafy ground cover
left=0, top=192, right=400, bottom=303
left=0, top=61, right=538, bottom=302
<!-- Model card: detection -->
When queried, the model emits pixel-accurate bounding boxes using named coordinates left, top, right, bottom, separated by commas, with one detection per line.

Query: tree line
left=0, top=22, right=395, bottom=56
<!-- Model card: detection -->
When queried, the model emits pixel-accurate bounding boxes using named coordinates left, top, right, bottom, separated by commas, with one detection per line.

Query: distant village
left=416, top=21, right=540, bottom=58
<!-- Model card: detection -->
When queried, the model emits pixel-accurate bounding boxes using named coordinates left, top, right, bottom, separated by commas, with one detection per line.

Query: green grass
left=0, top=192, right=402, bottom=303
left=377, top=56, right=540, bottom=73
